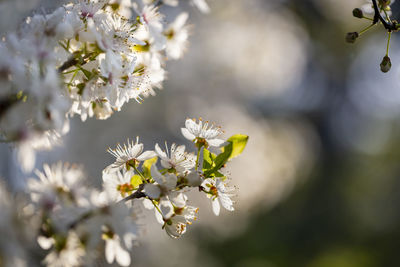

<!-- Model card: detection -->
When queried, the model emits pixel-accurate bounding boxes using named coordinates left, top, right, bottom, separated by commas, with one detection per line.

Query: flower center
left=176, top=223, right=186, bottom=235
left=195, top=137, right=208, bottom=148
left=210, top=186, right=218, bottom=197
left=117, top=183, right=134, bottom=197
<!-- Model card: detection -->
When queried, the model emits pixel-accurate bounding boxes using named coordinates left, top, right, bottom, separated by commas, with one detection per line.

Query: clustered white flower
left=0, top=1, right=252, bottom=266
left=0, top=0, right=201, bottom=173
left=0, top=118, right=247, bottom=266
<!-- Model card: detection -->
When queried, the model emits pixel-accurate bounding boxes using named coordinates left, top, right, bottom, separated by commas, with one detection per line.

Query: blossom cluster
left=0, top=118, right=248, bottom=266
left=0, top=0, right=208, bottom=172
left=346, top=0, right=397, bottom=72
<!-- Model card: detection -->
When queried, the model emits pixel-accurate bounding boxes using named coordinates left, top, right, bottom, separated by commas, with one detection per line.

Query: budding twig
left=372, top=0, right=397, bottom=31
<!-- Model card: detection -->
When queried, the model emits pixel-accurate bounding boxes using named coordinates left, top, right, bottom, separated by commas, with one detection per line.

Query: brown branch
left=58, top=56, right=79, bottom=73
left=372, top=0, right=397, bottom=31
left=67, top=185, right=146, bottom=230
left=0, top=97, right=18, bottom=118
left=119, top=184, right=146, bottom=203
left=58, top=52, right=99, bottom=73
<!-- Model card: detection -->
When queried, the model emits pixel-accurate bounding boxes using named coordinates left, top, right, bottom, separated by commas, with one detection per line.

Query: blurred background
left=3, top=0, right=400, bottom=266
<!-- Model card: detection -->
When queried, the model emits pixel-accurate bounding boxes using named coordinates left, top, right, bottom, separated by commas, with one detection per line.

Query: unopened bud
left=380, top=56, right=392, bottom=73
left=346, top=32, right=359, bottom=43
left=352, top=8, right=363, bottom=18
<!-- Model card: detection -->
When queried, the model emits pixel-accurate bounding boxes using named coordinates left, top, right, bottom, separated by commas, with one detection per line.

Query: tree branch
left=372, top=0, right=397, bottom=31
left=67, top=185, right=146, bottom=230
left=58, top=56, right=79, bottom=73
left=119, top=184, right=146, bottom=203
left=58, top=52, right=99, bottom=73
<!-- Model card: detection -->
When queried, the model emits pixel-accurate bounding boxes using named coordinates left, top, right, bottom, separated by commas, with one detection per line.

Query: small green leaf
left=203, top=148, right=216, bottom=171
left=76, top=83, right=85, bottom=95
left=80, top=67, right=93, bottom=79
left=204, top=143, right=232, bottom=177
left=143, top=157, right=158, bottom=177
left=203, top=134, right=248, bottom=177
left=222, top=134, right=249, bottom=161
left=130, top=175, right=142, bottom=188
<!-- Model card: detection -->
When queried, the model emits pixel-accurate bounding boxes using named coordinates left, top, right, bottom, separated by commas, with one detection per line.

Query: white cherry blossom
left=201, top=178, right=235, bottom=216
left=181, top=118, right=225, bottom=148
left=105, top=137, right=157, bottom=173
left=155, top=142, right=196, bottom=173
left=164, top=12, right=190, bottom=60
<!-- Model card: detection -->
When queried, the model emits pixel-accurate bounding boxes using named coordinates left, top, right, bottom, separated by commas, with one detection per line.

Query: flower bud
left=352, top=8, right=363, bottom=18
left=345, top=32, right=359, bottom=43
left=380, top=56, right=392, bottom=73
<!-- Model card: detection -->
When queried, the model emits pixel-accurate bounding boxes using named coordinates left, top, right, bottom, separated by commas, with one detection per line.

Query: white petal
left=142, top=198, right=154, bottom=210
left=174, top=145, right=186, bottom=159
left=128, top=36, right=146, bottom=46
left=211, top=199, right=220, bottom=216
left=160, top=197, right=174, bottom=220
left=163, top=0, right=179, bottom=6
left=103, top=163, right=121, bottom=174
left=105, top=239, right=116, bottom=264
left=144, top=184, right=161, bottom=199
left=187, top=119, right=202, bottom=135
left=155, top=143, right=167, bottom=158
left=361, top=3, right=374, bottom=15
left=116, top=244, right=131, bottom=267
left=219, top=194, right=234, bottom=211
left=192, top=0, right=210, bottom=13
left=174, top=12, right=189, bottom=29
left=169, top=192, right=187, bottom=208
left=155, top=208, right=164, bottom=224
left=151, top=165, right=164, bottom=185
left=17, top=143, right=35, bottom=173
left=130, top=143, right=143, bottom=158
left=187, top=172, right=202, bottom=186
left=181, top=128, right=196, bottom=141
left=207, top=138, right=225, bottom=147
left=161, top=159, right=172, bottom=169
left=164, top=173, right=177, bottom=190
left=136, top=150, right=157, bottom=161
left=37, top=236, right=53, bottom=250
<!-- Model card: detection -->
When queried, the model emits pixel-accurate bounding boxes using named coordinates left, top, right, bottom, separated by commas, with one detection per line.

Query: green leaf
left=203, top=149, right=224, bottom=177
left=203, top=134, right=248, bottom=177
left=76, top=83, right=85, bottom=95
left=80, top=67, right=93, bottom=80
left=215, top=142, right=233, bottom=167
left=142, top=157, right=158, bottom=177
left=204, top=143, right=232, bottom=177
left=222, top=134, right=249, bottom=161
left=203, top=148, right=216, bottom=171
left=130, top=175, right=142, bottom=188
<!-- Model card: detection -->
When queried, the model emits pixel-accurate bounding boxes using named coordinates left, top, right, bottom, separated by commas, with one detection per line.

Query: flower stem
left=195, top=147, right=201, bottom=171
left=386, top=31, right=392, bottom=56
left=133, top=165, right=148, bottom=184
left=358, top=23, right=376, bottom=36
left=362, top=16, right=374, bottom=21
left=383, top=9, right=392, bottom=23
left=152, top=200, right=163, bottom=215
